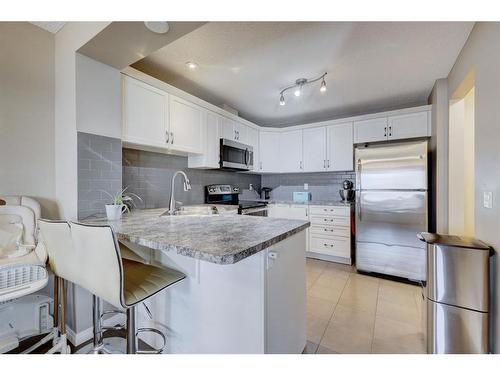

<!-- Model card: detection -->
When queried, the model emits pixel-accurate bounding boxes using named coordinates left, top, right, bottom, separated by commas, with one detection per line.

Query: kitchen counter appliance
left=418, top=232, right=493, bottom=354
left=205, top=184, right=268, bottom=216
left=219, top=139, right=253, bottom=171
left=355, top=140, right=428, bottom=281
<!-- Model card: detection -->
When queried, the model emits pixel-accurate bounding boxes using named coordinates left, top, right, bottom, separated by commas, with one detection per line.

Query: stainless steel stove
left=205, top=184, right=268, bottom=216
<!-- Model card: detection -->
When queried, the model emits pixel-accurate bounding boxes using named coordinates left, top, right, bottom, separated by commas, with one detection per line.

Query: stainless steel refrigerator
left=355, top=140, right=428, bottom=281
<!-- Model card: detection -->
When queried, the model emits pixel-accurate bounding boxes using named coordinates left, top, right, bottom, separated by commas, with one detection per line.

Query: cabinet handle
left=323, top=218, right=334, bottom=222
left=327, top=160, right=330, bottom=168
left=268, top=251, right=279, bottom=260
left=260, top=161, right=263, bottom=170
left=323, top=160, right=326, bottom=169
left=323, top=228, right=334, bottom=232
left=389, top=126, right=392, bottom=137
left=300, top=161, right=303, bottom=169
left=384, top=127, right=387, bottom=137
left=171, top=132, right=174, bottom=144
left=165, top=130, right=170, bottom=144
left=323, top=243, right=334, bottom=247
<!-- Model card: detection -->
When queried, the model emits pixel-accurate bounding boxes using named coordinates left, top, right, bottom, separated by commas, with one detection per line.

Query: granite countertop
left=83, top=208, right=310, bottom=265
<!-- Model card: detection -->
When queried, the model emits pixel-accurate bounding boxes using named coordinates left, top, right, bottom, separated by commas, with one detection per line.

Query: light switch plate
left=483, top=191, right=493, bottom=209
left=304, top=183, right=308, bottom=190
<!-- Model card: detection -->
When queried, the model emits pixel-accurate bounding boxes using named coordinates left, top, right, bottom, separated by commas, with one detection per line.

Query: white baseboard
left=306, top=251, right=352, bottom=265
left=66, top=314, right=124, bottom=347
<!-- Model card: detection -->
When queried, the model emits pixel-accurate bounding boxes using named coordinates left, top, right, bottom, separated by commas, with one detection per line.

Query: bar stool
left=38, top=220, right=186, bottom=354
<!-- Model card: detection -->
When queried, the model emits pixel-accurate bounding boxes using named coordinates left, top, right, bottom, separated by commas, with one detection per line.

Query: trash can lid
left=417, top=232, right=493, bottom=251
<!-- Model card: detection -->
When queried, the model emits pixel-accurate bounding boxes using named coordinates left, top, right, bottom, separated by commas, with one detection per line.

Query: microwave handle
left=244, top=148, right=249, bottom=166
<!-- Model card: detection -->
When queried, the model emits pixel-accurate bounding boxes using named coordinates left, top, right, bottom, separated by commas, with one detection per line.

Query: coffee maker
left=261, top=187, right=273, bottom=200
left=339, top=180, right=355, bottom=201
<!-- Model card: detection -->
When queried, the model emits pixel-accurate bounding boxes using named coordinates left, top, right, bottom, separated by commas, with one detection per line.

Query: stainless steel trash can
left=418, top=232, right=493, bottom=354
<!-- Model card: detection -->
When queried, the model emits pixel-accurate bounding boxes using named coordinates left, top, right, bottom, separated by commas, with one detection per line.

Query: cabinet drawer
left=310, top=225, right=350, bottom=238
left=310, top=235, right=350, bottom=258
left=310, top=215, right=349, bottom=227
left=309, top=205, right=349, bottom=217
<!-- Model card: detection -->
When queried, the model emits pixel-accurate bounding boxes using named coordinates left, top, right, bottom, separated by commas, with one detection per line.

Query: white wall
left=54, top=22, right=110, bottom=221
left=0, top=23, right=57, bottom=218
left=76, top=53, right=122, bottom=138
left=447, top=22, right=500, bottom=352
left=428, top=79, right=449, bottom=233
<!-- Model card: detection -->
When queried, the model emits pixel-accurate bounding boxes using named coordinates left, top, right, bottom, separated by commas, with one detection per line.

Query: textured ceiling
left=133, top=22, right=474, bottom=127
left=30, top=22, right=66, bottom=34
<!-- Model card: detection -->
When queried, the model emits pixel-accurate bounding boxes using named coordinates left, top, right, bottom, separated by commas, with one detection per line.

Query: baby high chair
left=0, top=196, right=69, bottom=354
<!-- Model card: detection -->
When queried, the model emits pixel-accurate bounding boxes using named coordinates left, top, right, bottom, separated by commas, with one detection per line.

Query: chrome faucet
left=168, top=171, right=191, bottom=215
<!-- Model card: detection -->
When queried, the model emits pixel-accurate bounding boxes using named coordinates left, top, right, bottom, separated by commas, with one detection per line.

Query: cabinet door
left=266, top=232, right=307, bottom=353
left=388, top=111, right=429, bottom=140
left=259, top=132, right=281, bottom=172
left=123, top=76, right=168, bottom=148
left=327, top=122, right=353, bottom=171
left=169, top=95, right=204, bottom=154
left=353, top=117, right=388, bottom=143
left=234, top=121, right=248, bottom=144
left=280, top=130, right=303, bottom=172
left=302, top=127, right=327, bottom=172
left=246, top=126, right=259, bottom=171
left=220, top=116, right=236, bottom=140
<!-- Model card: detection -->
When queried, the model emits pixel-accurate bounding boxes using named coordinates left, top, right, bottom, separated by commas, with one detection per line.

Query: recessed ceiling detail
left=30, top=22, right=66, bottom=34
left=132, top=22, right=474, bottom=127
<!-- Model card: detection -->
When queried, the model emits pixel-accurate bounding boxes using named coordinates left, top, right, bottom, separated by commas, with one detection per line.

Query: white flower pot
left=105, top=204, right=126, bottom=221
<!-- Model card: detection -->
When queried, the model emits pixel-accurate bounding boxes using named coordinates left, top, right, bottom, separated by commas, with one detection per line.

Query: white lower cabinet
left=267, top=203, right=352, bottom=264
left=308, top=205, right=351, bottom=264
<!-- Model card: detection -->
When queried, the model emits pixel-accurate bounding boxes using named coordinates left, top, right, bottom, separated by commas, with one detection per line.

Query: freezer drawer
left=356, top=241, right=426, bottom=280
left=356, top=190, right=427, bottom=247
left=427, top=242, right=490, bottom=312
left=427, top=300, right=488, bottom=354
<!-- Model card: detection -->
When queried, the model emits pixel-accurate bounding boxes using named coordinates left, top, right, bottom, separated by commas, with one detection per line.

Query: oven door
left=220, top=139, right=253, bottom=171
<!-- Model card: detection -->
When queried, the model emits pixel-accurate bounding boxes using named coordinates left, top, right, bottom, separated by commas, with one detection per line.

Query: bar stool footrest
left=135, top=327, right=166, bottom=354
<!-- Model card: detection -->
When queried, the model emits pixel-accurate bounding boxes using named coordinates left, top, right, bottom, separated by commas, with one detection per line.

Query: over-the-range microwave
left=219, top=138, right=254, bottom=171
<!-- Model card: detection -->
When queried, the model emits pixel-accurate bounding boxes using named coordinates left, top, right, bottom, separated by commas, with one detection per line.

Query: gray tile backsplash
left=78, top=132, right=122, bottom=219
left=122, top=148, right=261, bottom=209
left=261, top=171, right=356, bottom=202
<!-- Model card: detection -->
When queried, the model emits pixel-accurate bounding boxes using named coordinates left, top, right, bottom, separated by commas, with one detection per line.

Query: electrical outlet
left=304, top=183, right=308, bottom=190
left=483, top=191, right=493, bottom=209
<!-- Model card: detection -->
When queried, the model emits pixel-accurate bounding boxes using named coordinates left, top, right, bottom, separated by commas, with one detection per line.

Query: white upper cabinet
left=302, top=127, right=327, bottom=172
left=279, top=130, right=303, bottom=173
left=245, top=126, right=259, bottom=171
left=353, top=117, right=388, bottom=143
left=123, top=76, right=169, bottom=148
left=234, top=121, right=248, bottom=144
left=220, top=116, right=237, bottom=141
left=387, top=111, right=429, bottom=140
left=169, top=95, right=204, bottom=154
left=259, top=132, right=281, bottom=172
left=327, top=122, right=353, bottom=171
left=188, top=110, right=220, bottom=169
left=220, top=116, right=249, bottom=143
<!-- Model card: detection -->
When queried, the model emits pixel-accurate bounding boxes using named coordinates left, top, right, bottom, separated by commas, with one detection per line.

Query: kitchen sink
left=160, top=205, right=219, bottom=217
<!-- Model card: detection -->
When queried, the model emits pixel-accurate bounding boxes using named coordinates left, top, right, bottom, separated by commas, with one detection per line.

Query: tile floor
left=305, top=258, right=425, bottom=354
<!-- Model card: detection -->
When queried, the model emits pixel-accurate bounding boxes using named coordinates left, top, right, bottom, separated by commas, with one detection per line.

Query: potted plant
left=102, top=187, right=142, bottom=221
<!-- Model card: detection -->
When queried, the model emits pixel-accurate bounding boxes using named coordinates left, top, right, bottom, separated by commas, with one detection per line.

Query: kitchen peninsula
left=85, top=208, right=310, bottom=354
